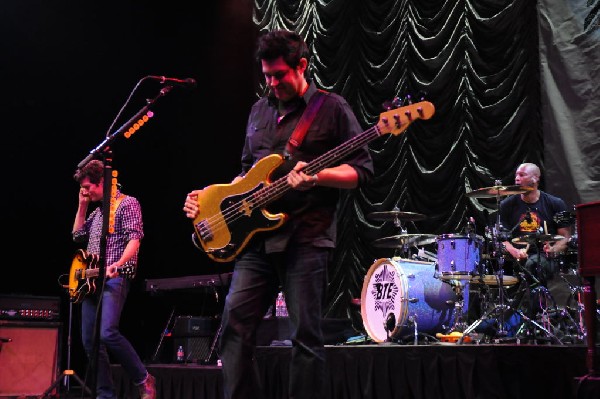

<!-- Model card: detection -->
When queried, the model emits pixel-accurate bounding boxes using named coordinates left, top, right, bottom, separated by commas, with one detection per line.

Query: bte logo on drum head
left=370, top=262, right=400, bottom=317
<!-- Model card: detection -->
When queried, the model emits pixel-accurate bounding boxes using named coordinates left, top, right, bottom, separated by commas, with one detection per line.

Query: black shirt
left=241, top=83, right=374, bottom=253
left=499, top=191, right=569, bottom=253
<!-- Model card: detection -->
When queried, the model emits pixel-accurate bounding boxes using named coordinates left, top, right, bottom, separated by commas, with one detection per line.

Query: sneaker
left=138, top=373, right=156, bottom=399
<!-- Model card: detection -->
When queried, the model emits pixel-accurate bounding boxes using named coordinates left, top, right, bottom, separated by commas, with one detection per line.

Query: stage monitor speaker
left=0, top=321, right=61, bottom=397
left=173, top=336, right=213, bottom=363
left=577, top=200, right=600, bottom=277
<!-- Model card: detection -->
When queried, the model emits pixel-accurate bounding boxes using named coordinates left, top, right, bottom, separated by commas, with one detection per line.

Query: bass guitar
left=192, top=101, right=435, bottom=262
left=67, top=249, right=136, bottom=303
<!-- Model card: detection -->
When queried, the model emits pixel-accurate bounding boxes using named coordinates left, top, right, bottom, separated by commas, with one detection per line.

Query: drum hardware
left=443, top=280, right=469, bottom=333
left=458, top=180, right=523, bottom=342
left=411, top=248, right=437, bottom=263
left=459, top=273, right=562, bottom=345
left=499, top=260, right=565, bottom=344
left=369, top=206, right=431, bottom=259
left=372, top=234, right=437, bottom=248
left=556, top=271, right=586, bottom=341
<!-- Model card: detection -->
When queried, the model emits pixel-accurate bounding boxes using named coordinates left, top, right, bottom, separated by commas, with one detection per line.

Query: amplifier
left=577, top=200, right=600, bottom=276
left=0, top=294, right=61, bottom=321
left=171, top=315, right=218, bottom=337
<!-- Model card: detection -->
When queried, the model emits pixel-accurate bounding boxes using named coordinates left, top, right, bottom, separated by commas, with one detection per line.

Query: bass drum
left=361, top=258, right=463, bottom=343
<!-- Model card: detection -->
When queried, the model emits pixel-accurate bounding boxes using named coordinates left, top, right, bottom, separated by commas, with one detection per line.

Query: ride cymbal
left=465, top=185, right=534, bottom=198
left=372, top=234, right=437, bottom=248
left=511, top=233, right=565, bottom=245
left=368, top=211, right=427, bottom=222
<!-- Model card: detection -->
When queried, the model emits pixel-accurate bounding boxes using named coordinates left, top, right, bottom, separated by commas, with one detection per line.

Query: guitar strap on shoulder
left=284, top=89, right=329, bottom=158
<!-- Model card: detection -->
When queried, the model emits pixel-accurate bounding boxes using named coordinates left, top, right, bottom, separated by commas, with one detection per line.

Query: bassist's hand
left=288, top=162, right=319, bottom=191
left=184, top=190, right=201, bottom=219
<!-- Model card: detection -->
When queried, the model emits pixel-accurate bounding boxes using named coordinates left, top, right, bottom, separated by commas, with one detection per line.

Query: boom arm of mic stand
left=77, top=86, right=173, bottom=169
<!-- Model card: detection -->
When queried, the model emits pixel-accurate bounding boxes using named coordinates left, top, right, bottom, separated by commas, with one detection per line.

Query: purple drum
left=436, top=234, right=483, bottom=280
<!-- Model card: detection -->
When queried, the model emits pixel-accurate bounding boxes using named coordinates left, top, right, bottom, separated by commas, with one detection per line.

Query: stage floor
left=109, top=342, right=600, bottom=399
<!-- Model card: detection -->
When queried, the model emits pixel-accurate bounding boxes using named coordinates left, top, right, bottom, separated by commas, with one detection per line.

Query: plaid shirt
left=73, top=193, right=144, bottom=271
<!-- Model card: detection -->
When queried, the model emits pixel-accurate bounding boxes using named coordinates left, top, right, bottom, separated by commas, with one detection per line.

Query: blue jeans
left=218, top=244, right=329, bottom=399
left=81, top=277, right=148, bottom=399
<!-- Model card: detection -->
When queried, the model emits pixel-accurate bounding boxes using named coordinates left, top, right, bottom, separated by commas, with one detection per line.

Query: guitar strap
left=284, top=89, right=329, bottom=157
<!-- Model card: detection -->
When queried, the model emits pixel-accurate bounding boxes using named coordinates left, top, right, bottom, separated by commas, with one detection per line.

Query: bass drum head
left=361, top=258, right=460, bottom=343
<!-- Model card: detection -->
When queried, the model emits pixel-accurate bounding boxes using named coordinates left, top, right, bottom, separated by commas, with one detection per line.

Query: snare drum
left=361, top=258, right=461, bottom=342
left=436, top=234, right=483, bottom=280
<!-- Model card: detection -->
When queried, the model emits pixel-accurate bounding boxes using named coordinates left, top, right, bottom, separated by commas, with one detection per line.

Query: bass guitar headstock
left=377, top=95, right=435, bottom=137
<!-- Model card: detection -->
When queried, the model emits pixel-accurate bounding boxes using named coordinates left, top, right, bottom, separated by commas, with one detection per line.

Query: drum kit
left=360, top=184, right=583, bottom=345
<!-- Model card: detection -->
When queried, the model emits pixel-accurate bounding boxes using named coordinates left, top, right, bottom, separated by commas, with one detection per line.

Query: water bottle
left=176, top=345, right=185, bottom=362
left=276, top=291, right=288, bottom=317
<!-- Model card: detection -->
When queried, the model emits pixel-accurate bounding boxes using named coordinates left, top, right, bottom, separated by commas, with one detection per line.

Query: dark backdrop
left=0, top=0, right=257, bottom=370
left=1, top=0, right=598, bottom=379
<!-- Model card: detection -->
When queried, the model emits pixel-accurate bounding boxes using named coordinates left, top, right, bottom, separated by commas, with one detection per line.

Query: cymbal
left=368, top=211, right=427, bottom=222
left=372, top=234, right=437, bottom=248
left=465, top=185, right=534, bottom=198
left=511, top=234, right=565, bottom=245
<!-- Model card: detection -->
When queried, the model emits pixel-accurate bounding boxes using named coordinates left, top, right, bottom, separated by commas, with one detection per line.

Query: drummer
left=498, top=163, right=572, bottom=301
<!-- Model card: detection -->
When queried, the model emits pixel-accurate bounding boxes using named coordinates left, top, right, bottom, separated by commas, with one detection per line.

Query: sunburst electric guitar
left=192, top=101, right=435, bottom=262
left=67, top=249, right=136, bottom=303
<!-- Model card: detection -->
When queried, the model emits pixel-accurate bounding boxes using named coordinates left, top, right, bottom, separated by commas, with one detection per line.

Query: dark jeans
left=218, top=244, right=329, bottom=399
left=81, top=277, right=148, bottom=399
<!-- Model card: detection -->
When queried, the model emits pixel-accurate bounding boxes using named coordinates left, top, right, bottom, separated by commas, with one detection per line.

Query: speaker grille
left=0, top=321, right=61, bottom=396
left=174, top=336, right=214, bottom=363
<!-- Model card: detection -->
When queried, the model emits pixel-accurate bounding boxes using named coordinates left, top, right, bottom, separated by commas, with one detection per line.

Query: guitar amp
left=0, top=294, right=61, bottom=321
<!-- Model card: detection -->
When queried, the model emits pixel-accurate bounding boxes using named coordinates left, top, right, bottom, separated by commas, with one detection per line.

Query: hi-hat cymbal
left=465, top=185, right=534, bottom=198
left=368, top=211, right=427, bottom=222
left=511, top=233, right=565, bottom=245
left=372, top=234, right=437, bottom=248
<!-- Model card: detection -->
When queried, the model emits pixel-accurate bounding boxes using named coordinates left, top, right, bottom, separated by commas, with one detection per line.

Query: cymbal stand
left=391, top=206, right=410, bottom=258
left=445, top=279, right=468, bottom=333
left=518, top=237, right=562, bottom=342
left=458, top=184, right=509, bottom=343
left=511, top=264, right=563, bottom=344
left=557, top=271, right=586, bottom=341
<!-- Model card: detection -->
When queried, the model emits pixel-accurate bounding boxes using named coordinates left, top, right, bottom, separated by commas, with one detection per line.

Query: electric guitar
left=192, top=101, right=435, bottom=262
left=67, top=249, right=136, bottom=303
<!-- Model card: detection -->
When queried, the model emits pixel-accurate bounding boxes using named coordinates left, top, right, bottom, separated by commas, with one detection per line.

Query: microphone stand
left=76, top=82, right=175, bottom=398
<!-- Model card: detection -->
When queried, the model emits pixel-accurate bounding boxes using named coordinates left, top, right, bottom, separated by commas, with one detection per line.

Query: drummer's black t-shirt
left=498, top=191, right=569, bottom=254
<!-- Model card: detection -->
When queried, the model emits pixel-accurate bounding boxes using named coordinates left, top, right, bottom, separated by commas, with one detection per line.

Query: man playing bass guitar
left=183, top=29, right=374, bottom=399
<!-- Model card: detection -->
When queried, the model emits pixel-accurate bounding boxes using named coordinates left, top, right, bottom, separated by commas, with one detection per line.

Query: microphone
left=147, top=75, right=197, bottom=89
